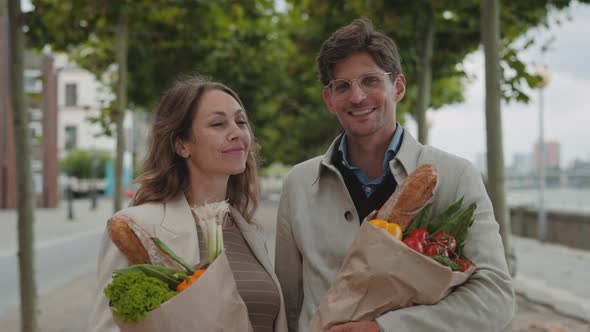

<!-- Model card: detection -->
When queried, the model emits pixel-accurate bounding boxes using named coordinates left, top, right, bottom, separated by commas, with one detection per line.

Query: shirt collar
left=316, top=127, right=422, bottom=186
left=337, top=122, right=404, bottom=171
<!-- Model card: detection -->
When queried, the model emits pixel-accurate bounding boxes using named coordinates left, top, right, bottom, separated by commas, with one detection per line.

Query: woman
left=88, top=77, right=288, bottom=331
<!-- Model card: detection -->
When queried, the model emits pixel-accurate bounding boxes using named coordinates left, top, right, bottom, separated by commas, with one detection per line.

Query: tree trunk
left=481, top=0, right=514, bottom=275
left=113, top=10, right=128, bottom=213
left=415, top=10, right=435, bottom=145
left=8, top=0, right=38, bottom=331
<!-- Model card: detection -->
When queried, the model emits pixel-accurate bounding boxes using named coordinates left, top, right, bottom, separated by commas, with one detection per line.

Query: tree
left=7, top=0, right=38, bottom=330
left=60, top=149, right=111, bottom=179
left=25, top=1, right=132, bottom=212
left=113, top=8, right=127, bottom=212
left=481, top=0, right=513, bottom=274
left=283, top=0, right=476, bottom=148
left=25, top=0, right=298, bottom=166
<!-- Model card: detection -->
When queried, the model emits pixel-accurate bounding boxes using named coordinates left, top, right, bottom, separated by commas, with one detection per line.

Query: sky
left=405, top=2, right=590, bottom=169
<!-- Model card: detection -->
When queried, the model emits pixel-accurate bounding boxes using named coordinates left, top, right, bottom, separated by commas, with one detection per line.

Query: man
left=275, top=19, right=514, bottom=332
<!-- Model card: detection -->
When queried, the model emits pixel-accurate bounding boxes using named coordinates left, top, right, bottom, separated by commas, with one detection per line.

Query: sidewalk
left=0, top=199, right=589, bottom=331
left=511, top=236, right=590, bottom=322
left=0, top=197, right=114, bottom=256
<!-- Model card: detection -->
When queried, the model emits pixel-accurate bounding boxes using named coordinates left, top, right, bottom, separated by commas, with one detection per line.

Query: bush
left=60, top=149, right=112, bottom=179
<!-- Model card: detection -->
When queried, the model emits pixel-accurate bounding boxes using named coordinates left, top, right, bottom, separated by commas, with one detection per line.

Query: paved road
left=0, top=228, right=101, bottom=312
left=0, top=198, right=111, bottom=314
left=0, top=198, right=589, bottom=331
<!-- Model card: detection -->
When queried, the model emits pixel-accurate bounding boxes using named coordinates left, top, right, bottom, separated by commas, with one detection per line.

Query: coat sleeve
left=87, top=222, right=127, bottom=332
left=275, top=179, right=304, bottom=332
left=375, top=162, right=515, bottom=332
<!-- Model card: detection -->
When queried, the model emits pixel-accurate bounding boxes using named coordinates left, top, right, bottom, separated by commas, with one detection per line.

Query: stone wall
left=510, top=207, right=590, bottom=250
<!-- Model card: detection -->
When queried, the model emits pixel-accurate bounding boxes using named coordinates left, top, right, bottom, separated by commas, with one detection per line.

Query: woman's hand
left=326, top=321, right=381, bottom=332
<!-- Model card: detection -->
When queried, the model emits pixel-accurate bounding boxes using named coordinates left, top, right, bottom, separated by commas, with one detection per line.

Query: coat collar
left=160, top=193, right=193, bottom=236
left=156, top=194, right=275, bottom=276
left=151, top=197, right=287, bottom=331
left=155, top=193, right=200, bottom=264
left=315, top=134, right=342, bottom=184
left=389, top=129, right=422, bottom=181
left=316, top=129, right=423, bottom=185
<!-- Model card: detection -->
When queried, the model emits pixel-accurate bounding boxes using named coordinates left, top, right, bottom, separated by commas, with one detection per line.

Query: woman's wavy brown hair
left=131, top=77, right=260, bottom=224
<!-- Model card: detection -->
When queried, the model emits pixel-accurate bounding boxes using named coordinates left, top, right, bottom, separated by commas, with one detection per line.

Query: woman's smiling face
left=179, top=89, right=252, bottom=178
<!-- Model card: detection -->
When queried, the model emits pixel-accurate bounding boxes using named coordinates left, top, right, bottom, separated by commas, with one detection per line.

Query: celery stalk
left=192, top=201, right=229, bottom=263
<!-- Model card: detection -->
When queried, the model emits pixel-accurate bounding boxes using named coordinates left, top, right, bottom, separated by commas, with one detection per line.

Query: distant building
left=534, top=141, right=560, bottom=169
left=511, top=153, right=534, bottom=174
left=54, top=55, right=118, bottom=159
left=571, top=159, right=590, bottom=170
left=568, top=159, right=590, bottom=187
left=54, top=55, right=140, bottom=195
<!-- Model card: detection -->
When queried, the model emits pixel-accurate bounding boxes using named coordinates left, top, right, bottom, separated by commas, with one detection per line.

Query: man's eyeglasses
left=325, top=71, right=393, bottom=100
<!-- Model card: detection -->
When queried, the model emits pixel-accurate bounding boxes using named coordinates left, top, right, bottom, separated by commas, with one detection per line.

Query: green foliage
left=60, top=149, right=111, bottom=178
left=25, top=0, right=589, bottom=166
left=26, top=0, right=320, bottom=165
left=104, top=272, right=176, bottom=324
left=286, top=0, right=585, bottom=136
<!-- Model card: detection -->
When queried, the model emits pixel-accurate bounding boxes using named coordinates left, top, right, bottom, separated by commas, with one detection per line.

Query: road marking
left=0, top=226, right=104, bottom=259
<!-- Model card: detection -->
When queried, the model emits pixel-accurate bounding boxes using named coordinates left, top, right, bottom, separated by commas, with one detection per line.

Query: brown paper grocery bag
left=115, top=251, right=253, bottom=332
left=309, top=221, right=476, bottom=332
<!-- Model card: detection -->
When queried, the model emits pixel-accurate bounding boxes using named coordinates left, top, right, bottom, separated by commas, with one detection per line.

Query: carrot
left=176, top=269, right=206, bottom=292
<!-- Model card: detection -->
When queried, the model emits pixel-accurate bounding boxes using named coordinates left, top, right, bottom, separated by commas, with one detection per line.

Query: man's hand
left=326, top=321, right=381, bottom=332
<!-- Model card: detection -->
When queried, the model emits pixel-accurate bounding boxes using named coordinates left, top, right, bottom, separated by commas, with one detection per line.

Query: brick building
left=534, top=141, right=561, bottom=169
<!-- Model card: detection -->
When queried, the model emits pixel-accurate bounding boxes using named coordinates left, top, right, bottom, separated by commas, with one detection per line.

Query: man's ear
left=394, top=74, right=406, bottom=102
left=175, top=138, right=188, bottom=158
left=322, top=88, right=337, bottom=114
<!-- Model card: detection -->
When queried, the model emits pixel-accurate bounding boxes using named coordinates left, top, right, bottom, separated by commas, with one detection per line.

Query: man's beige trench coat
left=275, top=130, right=514, bottom=332
left=88, top=194, right=288, bottom=332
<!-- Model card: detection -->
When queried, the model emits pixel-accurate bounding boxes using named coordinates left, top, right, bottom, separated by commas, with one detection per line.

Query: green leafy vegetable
left=432, top=255, right=460, bottom=271
left=104, top=272, right=176, bottom=324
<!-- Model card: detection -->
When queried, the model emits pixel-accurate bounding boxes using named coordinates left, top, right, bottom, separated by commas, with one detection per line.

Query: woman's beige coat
left=88, top=194, right=288, bottom=332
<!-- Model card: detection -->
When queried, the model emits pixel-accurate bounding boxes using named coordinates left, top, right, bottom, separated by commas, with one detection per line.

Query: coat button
left=344, top=211, right=353, bottom=221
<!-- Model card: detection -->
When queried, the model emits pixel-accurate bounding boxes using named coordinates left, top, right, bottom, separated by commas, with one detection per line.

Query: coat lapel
left=389, top=129, right=422, bottom=183
left=154, top=193, right=200, bottom=265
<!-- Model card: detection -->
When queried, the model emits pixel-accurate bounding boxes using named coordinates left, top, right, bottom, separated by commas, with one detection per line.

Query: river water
left=507, top=187, right=590, bottom=214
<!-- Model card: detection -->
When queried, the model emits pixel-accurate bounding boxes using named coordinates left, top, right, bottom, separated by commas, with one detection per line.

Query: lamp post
left=536, top=66, right=550, bottom=243
left=90, top=146, right=98, bottom=210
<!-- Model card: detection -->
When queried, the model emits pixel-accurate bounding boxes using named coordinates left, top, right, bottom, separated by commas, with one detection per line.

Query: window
left=29, top=108, right=42, bottom=121
left=65, top=125, right=77, bottom=149
left=32, top=172, right=42, bottom=195
left=29, top=122, right=42, bottom=143
left=24, top=70, right=42, bottom=93
left=65, top=83, right=78, bottom=107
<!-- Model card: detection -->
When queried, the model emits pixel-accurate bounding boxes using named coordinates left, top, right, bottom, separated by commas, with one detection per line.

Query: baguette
left=107, top=215, right=185, bottom=270
left=375, top=164, right=439, bottom=230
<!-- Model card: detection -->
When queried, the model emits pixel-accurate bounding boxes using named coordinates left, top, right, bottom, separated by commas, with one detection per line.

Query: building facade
left=54, top=55, right=138, bottom=196
left=534, top=141, right=561, bottom=169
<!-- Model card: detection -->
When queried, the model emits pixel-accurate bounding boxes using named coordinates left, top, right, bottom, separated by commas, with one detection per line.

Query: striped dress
left=196, top=223, right=280, bottom=331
